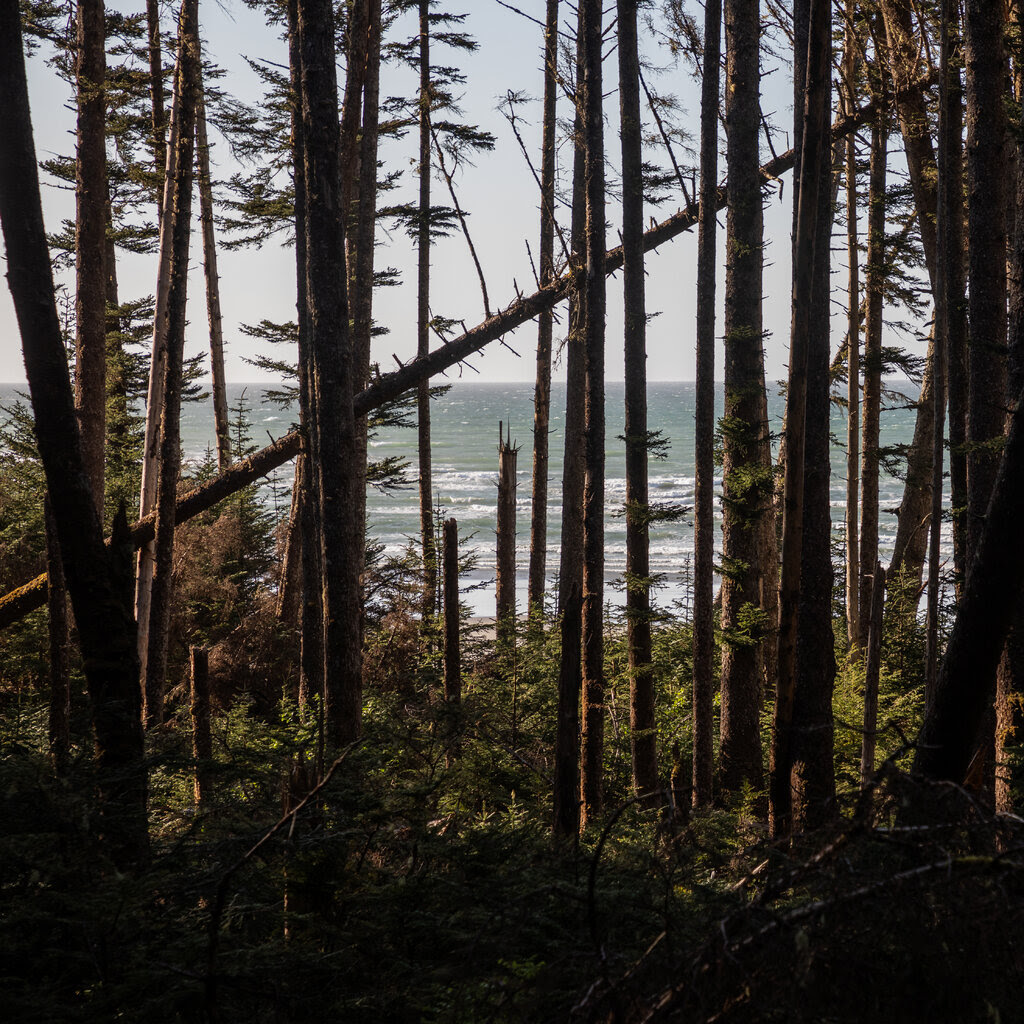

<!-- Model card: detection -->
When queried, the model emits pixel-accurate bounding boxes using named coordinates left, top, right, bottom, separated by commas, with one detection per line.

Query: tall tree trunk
left=287, top=0, right=324, bottom=716
left=926, top=0, right=960, bottom=706
left=943, top=12, right=968, bottom=591
left=718, top=0, right=768, bottom=800
left=0, top=1, right=148, bottom=865
left=495, top=424, right=517, bottom=649
left=965, top=0, right=1008, bottom=566
left=443, top=517, right=460, bottom=704
left=527, top=0, right=560, bottom=626
left=618, top=0, right=657, bottom=802
left=349, top=0, right=382, bottom=667
left=912, top=376, right=1024, bottom=794
left=136, top=4, right=185, bottom=699
left=843, top=13, right=861, bottom=652
left=790, top=0, right=837, bottom=835
left=45, top=496, right=70, bottom=774
left=553, top=4, right=588, bottom=837
left=74, top=0, right=107, bottom=515
left=146, top=0, right=166, bottom=203
left=297, top=0, right=363, bottom=746
left=691, top=0, right=721, bottom=812
left=144, top=0, right=200, bottom=728
left=858, top=92, right=886, bottom=652
left=417, top=0, right=436, bottom=617
left=195, top=79, right=232, bottom=470
left=771, top=0, right=834, bottom=838
left=579, top=0, right=607, bottom=830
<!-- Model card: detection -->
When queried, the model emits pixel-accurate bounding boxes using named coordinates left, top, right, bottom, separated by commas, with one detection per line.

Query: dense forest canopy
left=1, top=0, right=1024, bottom=1020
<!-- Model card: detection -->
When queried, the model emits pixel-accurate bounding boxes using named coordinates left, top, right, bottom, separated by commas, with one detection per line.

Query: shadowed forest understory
left=3, top=0, right=1024, bottom=1019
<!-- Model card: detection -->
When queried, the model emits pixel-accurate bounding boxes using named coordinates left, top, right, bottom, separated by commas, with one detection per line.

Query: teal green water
left=1, top=380, right=929, bottom=616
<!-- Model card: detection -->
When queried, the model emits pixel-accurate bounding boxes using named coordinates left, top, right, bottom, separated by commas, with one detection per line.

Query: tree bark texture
left=443, top=517, right=460, bottom=704
left=417, top=0, right=436, bottom=617
left=861, top=563, right=885, bottom=788
left=287, top=0, right=324, bottom=715
left=579, top=0, right=607, bottom=830
left=190, top=646, right=212, bottom=804
left=195, top=79, right=232, bottom=471
left=45, top=496, right=71, bottom=774
left=618, top=0, right=657, bottom=802
left=772, top=0, right=835, bottom=838
left=74, top=0, right=107, bottom=514
left=964, top=0, right=1008, bottom=566
left=495, top=426, right=518, bottom=648
left=146, top=0, right=166, bottom=193
left=144, top=0, right=200, bottom=728
left=297, top=0, right=363, bottom=746
left=790, top=0, right=837, bottom=834
left=527, top=0, right=560, bottom=623
left=0, top=2, right=148, bottom=866
left=858, top=103, right=886, bottom=651
left=692, top=0, right=721, bottom=812
left=718, top=0, right=768, bottom=800
left=844, top=13, right=861, bottom=653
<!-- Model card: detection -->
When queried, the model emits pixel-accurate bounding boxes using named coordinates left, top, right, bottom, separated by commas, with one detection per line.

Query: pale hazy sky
left=1, top=1, right=922, bottom=389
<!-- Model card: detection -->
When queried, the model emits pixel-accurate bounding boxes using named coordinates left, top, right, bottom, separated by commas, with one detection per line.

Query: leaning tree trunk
left=74, top=0, right=107, bottom=515
left=144, top=0, right=200, bottom=729
left=0, top=0, right=148, bottom=866
left=691, top=0, right=721, bottom=812
left=579, top=0, right=607, bottom=830
left=527, top=0, right=560, bottom=627
left=195, top=78, right=232, bottom=471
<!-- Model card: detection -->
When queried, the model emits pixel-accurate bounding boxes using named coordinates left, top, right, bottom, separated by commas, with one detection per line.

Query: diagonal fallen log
left=0, top=80, right=927, bottom=633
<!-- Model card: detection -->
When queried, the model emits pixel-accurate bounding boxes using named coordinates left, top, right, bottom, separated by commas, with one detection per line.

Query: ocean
left=3, top=380, right=929, bottom=617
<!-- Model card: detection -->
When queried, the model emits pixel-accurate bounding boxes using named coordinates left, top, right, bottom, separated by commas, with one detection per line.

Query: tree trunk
left=195, top=79, right=232, bottom=471
left=349, top=0, right=382, bottom=668
left=913, top=378, right=1024, bottom=792
left=579, top=0, right=607, bottom=830
left=771, top=0, right=834, bottom=838
left=287, top=0, right=324, bottom=716
left=718, top=0, right=768, bottom=801
left=190, top=646, right=212, bottom=804
left=843, top=13, right=861, bottom=651
left=146, top=0, right=166, bottom=205
left=144, top=0, right=200, bottom=729
left=691, top=0, right=721, bottom=812
left=45, top=496, right=71, bottom=774
left=965, top=0, right=1008, bottom=566
left=861, top=563, right=885, bottom=788
left=74, top=0, right=107, bottom=515
left=618, top=0, right=657, bottom=802
left=136, top=0, right=185, bottom=702
left=443, top=517, right=460, bottom=703
left=527, top=0, right=560, bottom=626
left=0, top=3, right=148, bottom=865
left=790, top=0, right=837, bottom=835
left=298, top=0, right=363, bottom=746
left=417, top=0, right=436, bottom=617
left=858, top=97, right=886, bottom=652
left=553, top=3, right=588, bottom=837
left=495, top=424, right=518, bottom=649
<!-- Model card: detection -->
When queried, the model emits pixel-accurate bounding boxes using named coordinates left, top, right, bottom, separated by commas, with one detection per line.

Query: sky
left=0, top=1, right=919, bottom=389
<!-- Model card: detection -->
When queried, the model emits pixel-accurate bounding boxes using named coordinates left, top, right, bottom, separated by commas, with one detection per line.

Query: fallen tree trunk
left=0, top=81, right=925, bottom=633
